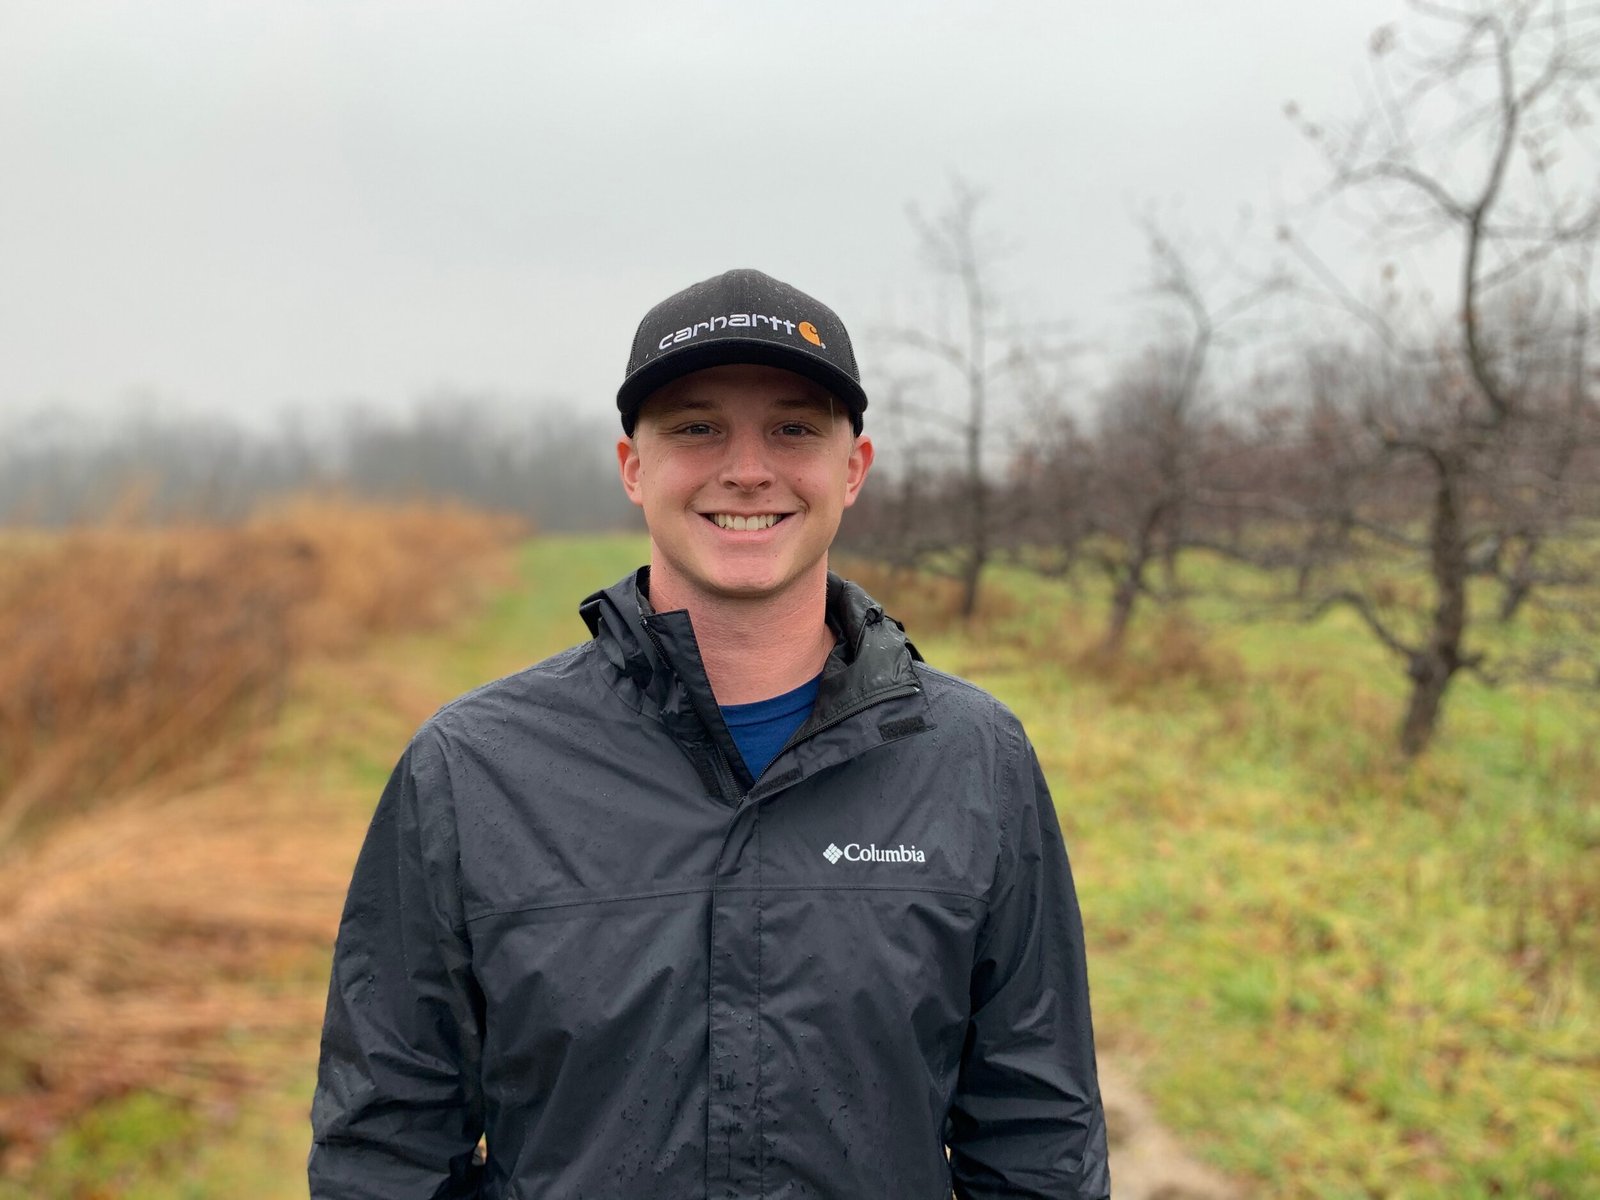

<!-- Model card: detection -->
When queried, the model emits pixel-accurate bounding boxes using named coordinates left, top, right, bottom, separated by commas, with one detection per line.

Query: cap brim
left=617, top=338, right=867, bottom=433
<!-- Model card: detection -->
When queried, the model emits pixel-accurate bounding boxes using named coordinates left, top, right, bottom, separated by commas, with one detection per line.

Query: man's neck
left=646, top=567, right=835, bottom=705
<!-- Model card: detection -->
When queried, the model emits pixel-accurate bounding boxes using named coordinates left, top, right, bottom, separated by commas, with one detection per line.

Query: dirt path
left=1099, top=1058, right=1244, bottom=1199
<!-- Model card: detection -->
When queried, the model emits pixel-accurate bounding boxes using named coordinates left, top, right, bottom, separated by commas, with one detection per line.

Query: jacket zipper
left=640, top=616, right=746, bottom=805
left=709, top=739, right=743, bottom=805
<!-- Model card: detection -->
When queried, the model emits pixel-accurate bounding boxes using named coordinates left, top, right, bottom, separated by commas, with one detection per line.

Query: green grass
left=10, top=534, right=1596, bottom=1198
left=0, top=1071, right=317, bottom=1200
left=437, top=534, right=650, bottom=693
left=912, top=559, right=1600, bottom=1199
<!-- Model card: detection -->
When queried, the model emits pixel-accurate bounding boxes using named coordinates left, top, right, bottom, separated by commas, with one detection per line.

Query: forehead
left=640, top=364, right=835, bottom=420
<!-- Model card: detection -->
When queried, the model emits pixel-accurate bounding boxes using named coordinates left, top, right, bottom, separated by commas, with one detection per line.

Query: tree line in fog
left=0, top=402, right=641, bottom=533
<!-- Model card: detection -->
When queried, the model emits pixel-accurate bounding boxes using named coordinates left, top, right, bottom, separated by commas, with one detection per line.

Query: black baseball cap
left=617, top=268, right=867, bottom=435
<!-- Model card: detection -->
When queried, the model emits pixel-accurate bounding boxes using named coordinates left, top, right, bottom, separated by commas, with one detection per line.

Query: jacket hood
left=579, top=567, right=923, bottom=795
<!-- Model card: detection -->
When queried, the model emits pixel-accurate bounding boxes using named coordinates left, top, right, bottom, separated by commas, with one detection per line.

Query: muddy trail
left=0, top=543, right=1246, bottom=1197
left=1100, top=1062, right=1241, bottom=1200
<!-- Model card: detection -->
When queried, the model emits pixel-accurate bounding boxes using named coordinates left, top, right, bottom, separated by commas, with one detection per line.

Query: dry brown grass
left=0, top=496, right=523, bottom=848
left=0, top=498, right=523, bottom=1166
left=0, top=778, right=352, bottom=1163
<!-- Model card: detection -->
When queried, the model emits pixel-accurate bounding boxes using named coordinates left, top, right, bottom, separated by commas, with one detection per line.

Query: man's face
left=617, top=364, right=873, bottom=610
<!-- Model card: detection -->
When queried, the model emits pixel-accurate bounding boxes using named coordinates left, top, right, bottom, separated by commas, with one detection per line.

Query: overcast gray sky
left=1, top=0, right=1402, bottom=431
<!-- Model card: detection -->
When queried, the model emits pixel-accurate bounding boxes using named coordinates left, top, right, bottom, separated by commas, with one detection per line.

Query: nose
left=718, top=423, right=773, bottom=491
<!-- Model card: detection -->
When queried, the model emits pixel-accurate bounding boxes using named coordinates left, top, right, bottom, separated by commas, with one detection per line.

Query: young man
left=309, top=269, right=1110, bottom=1199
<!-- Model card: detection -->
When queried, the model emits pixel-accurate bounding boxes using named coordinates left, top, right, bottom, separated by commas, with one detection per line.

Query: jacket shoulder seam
left=911, top=662, right=1023, bottom=722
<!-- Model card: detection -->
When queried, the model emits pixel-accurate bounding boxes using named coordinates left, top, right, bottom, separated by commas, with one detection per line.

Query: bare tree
left=879, top=178, right=1042, bottom=619
left=1045, top=226, right=1277, bottom=652
left=838, top=373, right=961, bottom=584
left=1278, top=0, right=1600, bottom=754
left=1082, top=348, right=1198, bottom=652
left=1001, top=392, right=1094, bottom=587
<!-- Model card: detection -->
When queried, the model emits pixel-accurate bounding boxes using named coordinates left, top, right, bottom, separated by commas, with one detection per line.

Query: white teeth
left=712, top=513, right=780, bottom=531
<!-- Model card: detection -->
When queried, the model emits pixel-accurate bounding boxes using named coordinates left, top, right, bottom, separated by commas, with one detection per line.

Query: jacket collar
left=579, top=567, right=925, bottom=799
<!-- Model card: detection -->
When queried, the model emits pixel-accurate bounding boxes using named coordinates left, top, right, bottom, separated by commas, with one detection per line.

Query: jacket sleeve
left=946, top=719, right=1111, bottom=1200
left=309, top=729, right=487, bottom=1199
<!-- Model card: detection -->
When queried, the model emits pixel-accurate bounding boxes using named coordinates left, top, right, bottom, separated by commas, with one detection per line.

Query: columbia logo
left=823, top=841, right=926, bottom=864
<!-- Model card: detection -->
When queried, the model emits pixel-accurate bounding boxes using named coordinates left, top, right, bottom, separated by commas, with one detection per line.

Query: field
left=889, top=565, right=1598, bottom=1198
left=1, top=527, right=1596, bottom=1198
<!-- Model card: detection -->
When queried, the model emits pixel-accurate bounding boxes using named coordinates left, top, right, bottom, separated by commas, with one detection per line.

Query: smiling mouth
left=704, top=513, right=789, bottom=531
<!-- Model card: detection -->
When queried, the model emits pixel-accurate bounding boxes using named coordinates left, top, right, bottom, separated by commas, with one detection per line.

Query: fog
left=2, top=0, right=1402, bottom=434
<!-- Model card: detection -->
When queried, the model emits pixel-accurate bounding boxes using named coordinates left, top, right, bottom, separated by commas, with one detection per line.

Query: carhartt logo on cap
left=655, top=313, right=815, bottom=353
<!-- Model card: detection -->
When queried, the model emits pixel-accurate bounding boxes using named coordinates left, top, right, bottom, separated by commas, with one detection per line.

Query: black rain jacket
left=310, top=569, right=1110, bottom=1199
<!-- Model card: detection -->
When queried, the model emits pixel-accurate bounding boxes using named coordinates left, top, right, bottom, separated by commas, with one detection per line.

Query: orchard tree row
left=844, top=0, right=1600, bottom=755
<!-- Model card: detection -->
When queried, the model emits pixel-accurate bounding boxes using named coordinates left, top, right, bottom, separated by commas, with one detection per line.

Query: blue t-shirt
left=719, top=673, right=822, bottom=781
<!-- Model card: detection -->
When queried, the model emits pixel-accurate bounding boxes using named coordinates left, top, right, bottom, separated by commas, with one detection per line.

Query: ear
left=841, top=434, right=874, bottom=508
left=617, top=436, right=645, bottom=507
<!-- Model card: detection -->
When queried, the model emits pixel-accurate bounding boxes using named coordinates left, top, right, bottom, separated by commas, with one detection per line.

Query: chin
left=705, top=574, right=788, bottom=600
